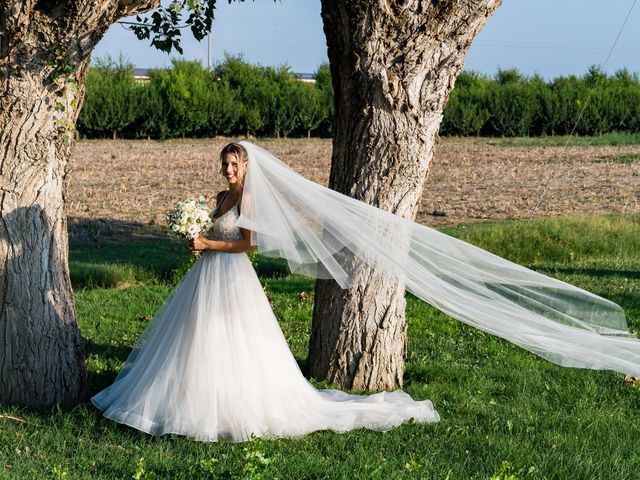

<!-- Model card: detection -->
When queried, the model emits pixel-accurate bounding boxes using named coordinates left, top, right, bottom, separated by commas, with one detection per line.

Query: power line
left=527, top=0, right=639, bottom=220
left=474, top=42, right=638, bottom=51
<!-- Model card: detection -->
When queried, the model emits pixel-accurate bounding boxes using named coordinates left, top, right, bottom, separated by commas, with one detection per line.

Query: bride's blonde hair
left=219, top=142, right=249, bottom=184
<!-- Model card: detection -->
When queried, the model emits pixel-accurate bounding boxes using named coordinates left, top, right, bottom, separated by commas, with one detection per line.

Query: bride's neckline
left=212, top=191, right=239, bottom=220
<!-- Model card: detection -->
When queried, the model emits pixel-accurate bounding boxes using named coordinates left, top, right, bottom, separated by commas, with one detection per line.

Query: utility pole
left=207, top=31, right=212, bottom=70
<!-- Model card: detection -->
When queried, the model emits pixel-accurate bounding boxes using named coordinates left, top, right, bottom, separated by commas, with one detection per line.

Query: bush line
left=78, top=57, right=640, bottom=139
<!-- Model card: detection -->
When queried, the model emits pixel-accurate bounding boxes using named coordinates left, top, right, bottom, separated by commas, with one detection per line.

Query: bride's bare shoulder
left=215, top=190, right=228, bottom=205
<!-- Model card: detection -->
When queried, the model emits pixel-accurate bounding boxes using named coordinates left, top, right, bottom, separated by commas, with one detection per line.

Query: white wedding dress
left=90, top=197, right=440, bottom=442
left=92, top=140, right=640, bottom=440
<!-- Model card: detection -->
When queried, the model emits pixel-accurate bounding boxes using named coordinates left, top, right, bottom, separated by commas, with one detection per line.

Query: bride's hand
left=189, top=236, right=209, bottom=256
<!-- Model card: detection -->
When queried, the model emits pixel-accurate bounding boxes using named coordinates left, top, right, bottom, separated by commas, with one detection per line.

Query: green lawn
left=476, top=131, right=640, bottom=147
left=1, top=215, right=639, bottom=479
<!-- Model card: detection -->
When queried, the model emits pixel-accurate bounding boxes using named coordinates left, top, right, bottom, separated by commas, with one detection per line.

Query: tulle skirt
left=91, top=250, right=439, bottom=442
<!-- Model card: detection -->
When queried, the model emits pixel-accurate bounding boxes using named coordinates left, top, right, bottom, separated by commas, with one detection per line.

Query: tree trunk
left=308, top=0, right=501, bottom=391
left=0, top=0, right=159, bottom=406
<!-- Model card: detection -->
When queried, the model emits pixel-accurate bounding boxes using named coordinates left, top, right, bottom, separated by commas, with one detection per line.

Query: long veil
left=236, top=141, right=640, bottom=378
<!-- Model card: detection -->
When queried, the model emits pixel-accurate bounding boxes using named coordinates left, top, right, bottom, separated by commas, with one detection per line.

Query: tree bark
left=0, top=0, right=158, bottom=406
left=308, top=0, right=501, bottom=391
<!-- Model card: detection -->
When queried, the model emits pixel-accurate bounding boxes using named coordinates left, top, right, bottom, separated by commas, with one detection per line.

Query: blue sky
left=93, top=0, right=640, bottom=78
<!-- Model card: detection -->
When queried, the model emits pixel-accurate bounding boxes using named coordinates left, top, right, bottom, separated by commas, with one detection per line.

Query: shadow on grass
left=83, top=338, right=132, bottom=364
left=69, top=217, right=294, bottom=287
left=69, top=216, right=188, bottom=287
left=264, top=275, right=315, bottom=294
left=68, top=216, right=173, bottom=243
left=82, top=337, right=133, bottom=393
left=536, top=265, right=640, bottom=279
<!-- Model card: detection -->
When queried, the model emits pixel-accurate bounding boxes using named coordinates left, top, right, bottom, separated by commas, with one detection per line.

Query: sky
left=93, top=0, right=640, bottom=79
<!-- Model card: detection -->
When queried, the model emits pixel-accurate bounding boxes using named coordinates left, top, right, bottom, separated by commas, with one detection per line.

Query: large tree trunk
left=0, top=0, right=158, bottom=406
left=308, top=0, right=501, bottom=391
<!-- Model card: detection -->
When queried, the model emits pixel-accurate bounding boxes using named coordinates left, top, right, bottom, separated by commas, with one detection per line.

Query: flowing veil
left=236, top=141, right=640, bottom=378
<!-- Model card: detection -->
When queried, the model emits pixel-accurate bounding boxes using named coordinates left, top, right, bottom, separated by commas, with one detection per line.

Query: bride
left=90, top=142, right=440, bottom=442
left=92, top=141, right=640, bottom=442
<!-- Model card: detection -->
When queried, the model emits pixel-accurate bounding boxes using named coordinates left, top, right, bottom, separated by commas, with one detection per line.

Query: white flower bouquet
left=166, top=196, right=213, bottom=240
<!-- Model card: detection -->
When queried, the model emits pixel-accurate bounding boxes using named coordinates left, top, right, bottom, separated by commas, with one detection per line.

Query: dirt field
left=68, top=137, right=640, bottom=236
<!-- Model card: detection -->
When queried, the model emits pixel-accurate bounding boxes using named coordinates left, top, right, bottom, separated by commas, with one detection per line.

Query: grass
left=593, top=153, right=640, bottom=164
left=1, top=215, right=639, bottom=479
left=68, top=233, right=186, bottom=289
left=441, top=214, right=640, bottom=265
left=478, top=131, right=640, bottom=147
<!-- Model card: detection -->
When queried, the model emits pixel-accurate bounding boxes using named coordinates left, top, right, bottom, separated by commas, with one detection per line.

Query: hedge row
left=442, top=67, right=640, bottom=137
left=78, top=58, right=640, bottom=139
left=78, top=56, right=333, bottom=139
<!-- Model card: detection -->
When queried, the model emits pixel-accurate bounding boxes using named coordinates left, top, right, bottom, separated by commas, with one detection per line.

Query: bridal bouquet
left=166, top=196, right=213, bottom=239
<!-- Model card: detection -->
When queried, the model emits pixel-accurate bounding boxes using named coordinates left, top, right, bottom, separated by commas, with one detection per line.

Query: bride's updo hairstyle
left=219, top=142, right=249, bottom=185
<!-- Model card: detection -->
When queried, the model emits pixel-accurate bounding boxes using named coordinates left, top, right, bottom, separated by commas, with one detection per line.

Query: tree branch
left=115, top=0, right=161, bottom=18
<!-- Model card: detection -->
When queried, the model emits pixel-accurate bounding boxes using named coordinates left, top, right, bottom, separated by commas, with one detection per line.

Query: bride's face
left=221, top=153, right=246, bottom=185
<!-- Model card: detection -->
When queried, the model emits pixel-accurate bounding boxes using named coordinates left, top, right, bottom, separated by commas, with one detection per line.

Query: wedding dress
left=90, top=194, right=440, bottom=442
left=93, top=140, right=640, bottom=441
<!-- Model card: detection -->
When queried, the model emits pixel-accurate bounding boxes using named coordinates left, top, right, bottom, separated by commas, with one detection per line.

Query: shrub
left=78, top=56, right=138, bottom=139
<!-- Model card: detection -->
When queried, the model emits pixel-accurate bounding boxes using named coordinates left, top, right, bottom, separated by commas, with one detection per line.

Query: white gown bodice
left=209, top=199, right=242, bottom=241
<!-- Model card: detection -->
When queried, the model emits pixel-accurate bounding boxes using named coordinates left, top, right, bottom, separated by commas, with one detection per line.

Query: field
left=2, top=137, right=639, bottom=479
left=67, top=136, right=640, bottom=234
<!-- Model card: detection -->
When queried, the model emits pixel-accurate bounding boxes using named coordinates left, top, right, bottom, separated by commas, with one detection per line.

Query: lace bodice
left=208, top=200, right=243, bottom=241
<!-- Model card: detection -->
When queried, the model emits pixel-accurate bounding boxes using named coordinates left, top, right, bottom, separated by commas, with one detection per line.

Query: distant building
left=294, top=73, right=316, bottom=84
left=132, top=67, right=316, bottom=84
left=134, top=68, right=150, bottom=84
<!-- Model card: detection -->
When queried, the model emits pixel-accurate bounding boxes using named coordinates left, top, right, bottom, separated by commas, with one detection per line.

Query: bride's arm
left=191, top=228, right=256, bottom=253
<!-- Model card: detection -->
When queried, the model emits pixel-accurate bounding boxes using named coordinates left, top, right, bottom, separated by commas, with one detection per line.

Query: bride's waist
left=204, top=249, right=246, bottom=256
left=205, top=233, right=243, bottom=242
